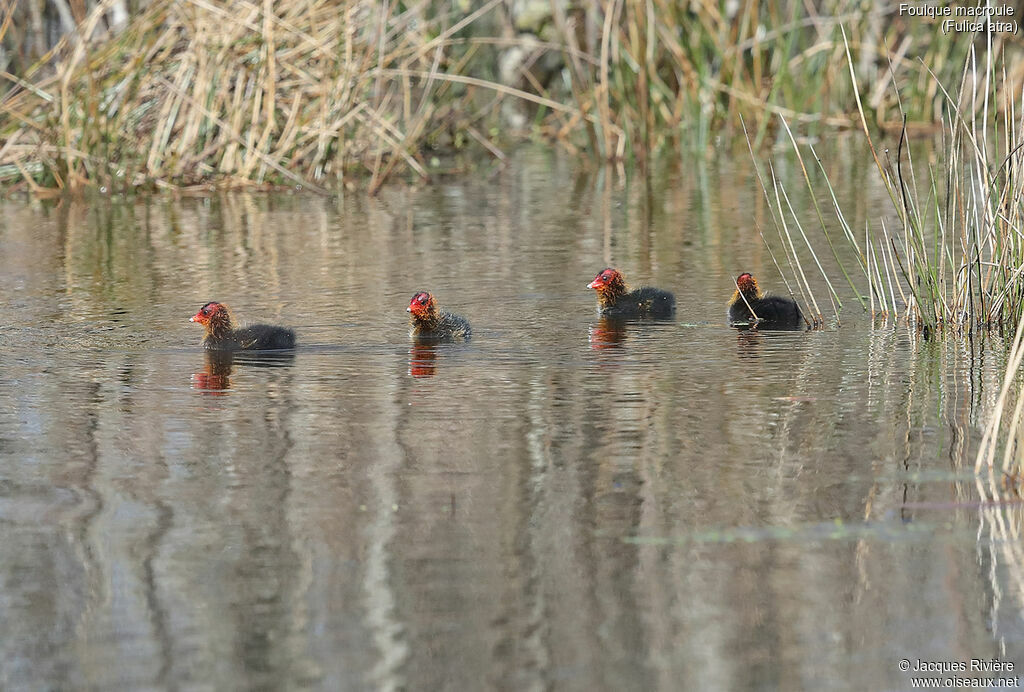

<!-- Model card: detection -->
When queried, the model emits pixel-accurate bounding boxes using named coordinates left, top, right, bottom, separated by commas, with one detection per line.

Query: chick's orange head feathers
left=407, top=292, right=435, bottom=316
left=588, top=268, right=621, bottom=290
left=190, top=301, right=224, bottom=325
left=736, top=273, right=759, bottom=295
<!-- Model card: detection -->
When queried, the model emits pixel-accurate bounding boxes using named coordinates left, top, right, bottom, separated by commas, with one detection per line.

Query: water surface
left=1, top=147, right=1022, bottom=690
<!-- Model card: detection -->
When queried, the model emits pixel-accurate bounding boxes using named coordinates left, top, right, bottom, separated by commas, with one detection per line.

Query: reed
left=0, top=0, right=548, bottom=192
left=548, top=0, right=1019, bottom=159
left=2, top=1, right=1021, bottom=191
left=746, top=27, right=1024, bottom=333
left=731, top=27, right=1024, bottom=472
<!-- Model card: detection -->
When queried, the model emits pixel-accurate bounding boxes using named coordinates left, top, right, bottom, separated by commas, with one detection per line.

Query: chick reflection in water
left=408, top=340, right=439, bottom=378
left=588, top=317, right=629, bottom=350
left=191, top=350, right=295, bottom=393
left=734, top=328, right=764, bottom=360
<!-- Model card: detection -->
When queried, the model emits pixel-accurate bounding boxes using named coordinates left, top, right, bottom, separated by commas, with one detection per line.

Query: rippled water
left=2, top=148, right=1023, bottom=690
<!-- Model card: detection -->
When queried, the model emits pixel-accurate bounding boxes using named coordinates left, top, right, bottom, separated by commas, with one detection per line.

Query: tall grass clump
left=734, top=30, right=1024, bottom=474
left=747, top=31, right=1024, bottom=334
left=3, top=1, right=1023, bottom=191
left=535, top=0, right=1021, bottom=159
left=0, top=0, right=579, bottom=192
left=849, top=43, right=1024, bottom=333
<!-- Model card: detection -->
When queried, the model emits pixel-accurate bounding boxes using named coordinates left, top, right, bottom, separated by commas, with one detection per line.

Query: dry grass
left=747, top=30, right=1024, bottom=335
left=2, top=1, right=1023, bottom=192
left=558, top=0, right=1024, bottom=156
left=725, top=29, right=1024, bottom=473
left=0, top=0, right=549, bottom=192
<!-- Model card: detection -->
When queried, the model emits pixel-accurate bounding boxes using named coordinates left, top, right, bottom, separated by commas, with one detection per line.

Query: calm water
left=2, top=147, right=1023, bottom=690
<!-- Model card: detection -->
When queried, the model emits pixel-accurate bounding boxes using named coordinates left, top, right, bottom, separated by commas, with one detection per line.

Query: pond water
left=1, top=146, right=1023, bottom=690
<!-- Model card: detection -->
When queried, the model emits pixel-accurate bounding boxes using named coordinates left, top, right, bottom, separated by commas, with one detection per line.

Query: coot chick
left=190, top=301, right=296, bottom=350
left=407, top=292, right=471, bottom=340
left=587, top=268, right=675, bottom=318
left=728, top=273, right=803, bottom=329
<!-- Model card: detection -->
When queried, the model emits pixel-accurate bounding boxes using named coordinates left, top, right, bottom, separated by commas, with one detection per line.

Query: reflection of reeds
left=723, top=30, right=1024, bottom=477
left=855, top=45, right=1024, bottom=475
left=819, top=39, right=1024, bottom=622
left=977, top=314, right=1024, bottom=474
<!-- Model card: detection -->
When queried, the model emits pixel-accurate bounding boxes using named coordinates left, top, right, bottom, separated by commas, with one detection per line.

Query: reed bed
left=0, top=0, right=562, bottom=192
left=849, top=42, right=1024, bottom=333
left=733, top=31, right=1024, bottom=473
left=2, top=1, right=1022, bottom=191
left=551, top=0, right=1022, bottom=158
left=747, top=31, right=1024, bottom=331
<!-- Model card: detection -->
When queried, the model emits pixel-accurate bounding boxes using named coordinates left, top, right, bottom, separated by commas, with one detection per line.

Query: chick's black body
left=728, top=296, right=802, bottom=327
left=411, top=311, right=471, bottom=340
left=206, top=323, right=297, bottom=351
left=728, top=273, right=803, bottom=329
left=602, top=286, right=676, bottom=318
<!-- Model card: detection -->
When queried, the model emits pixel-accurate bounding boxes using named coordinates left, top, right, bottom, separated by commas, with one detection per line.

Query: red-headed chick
left=728, top=273, right=803, bottom=329
left=587, top=267, right=675, bottom=318
left=190, top=301, right=296, bottom=350
left=407, top=292, right=471, bottom=340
